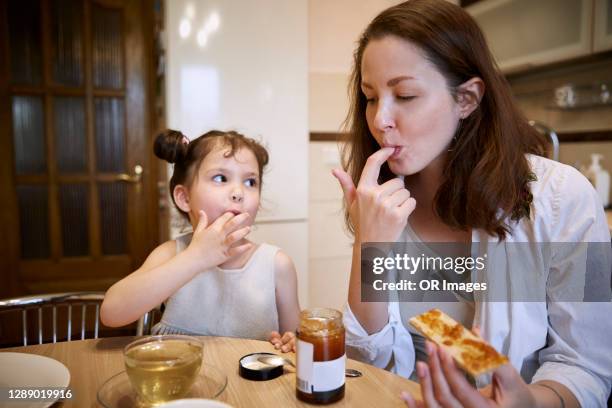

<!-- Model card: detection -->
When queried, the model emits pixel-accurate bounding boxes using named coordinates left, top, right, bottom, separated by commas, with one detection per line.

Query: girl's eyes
left=212, top=174, right=258, bottom=187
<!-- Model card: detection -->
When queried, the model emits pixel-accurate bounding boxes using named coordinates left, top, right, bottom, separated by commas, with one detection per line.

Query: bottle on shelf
left=584, top=153, right=610, bottom=208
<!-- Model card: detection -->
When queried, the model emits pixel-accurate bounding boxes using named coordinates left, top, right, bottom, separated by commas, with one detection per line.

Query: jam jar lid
left=238, top=352, right=284, bottom=381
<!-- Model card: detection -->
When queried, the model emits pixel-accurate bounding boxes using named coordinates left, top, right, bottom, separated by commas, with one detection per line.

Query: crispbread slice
left=408, top=308, right=508, bottom=376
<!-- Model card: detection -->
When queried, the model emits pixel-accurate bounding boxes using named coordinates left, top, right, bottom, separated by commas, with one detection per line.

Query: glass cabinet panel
left=54, top=97, right=87, bottom=173
left=17, top=185, right=50, bottom=259
left=98, top=183, right=126, bottom=255
left=8, top=0, right=42, bottom=85
left=94, top=98, right=125, bottom=173
left=51, top=0, right=84, bottom=86
left=12, top=96, right=46, bottom=175
left=59, top=184, right=89, bottom=257
left=92, top=4, right=123, bottom=89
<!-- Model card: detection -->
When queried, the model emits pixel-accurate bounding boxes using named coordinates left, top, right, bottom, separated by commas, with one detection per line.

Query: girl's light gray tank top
left=152, top=233, right=280, bottom=340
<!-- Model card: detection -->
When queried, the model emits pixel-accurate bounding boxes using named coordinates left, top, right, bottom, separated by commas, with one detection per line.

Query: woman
left=332, top=1, right=612, bottom=407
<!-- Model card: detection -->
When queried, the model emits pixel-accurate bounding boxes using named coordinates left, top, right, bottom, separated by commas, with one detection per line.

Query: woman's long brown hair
left=342, top=0, right=547, bottom=239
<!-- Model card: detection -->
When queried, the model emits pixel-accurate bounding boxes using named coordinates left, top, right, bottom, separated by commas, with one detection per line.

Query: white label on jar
left=312, top=355, right=345, bottom=392
left=297, top=338, right=345, bottom=393
left=297, top=339, right=314, bottom=393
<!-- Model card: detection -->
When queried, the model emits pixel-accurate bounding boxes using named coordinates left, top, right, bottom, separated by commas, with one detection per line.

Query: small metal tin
left=239, top=352, right=284, bottom=381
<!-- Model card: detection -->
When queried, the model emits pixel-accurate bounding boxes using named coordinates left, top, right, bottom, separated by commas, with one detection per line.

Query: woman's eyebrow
left=388, top=75, right=416, bottom=86
left=361, top=76, right=416, bottom=89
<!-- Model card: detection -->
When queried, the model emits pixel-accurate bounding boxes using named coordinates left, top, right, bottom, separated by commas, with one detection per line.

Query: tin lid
left=238, top=352, right=284, bottom=381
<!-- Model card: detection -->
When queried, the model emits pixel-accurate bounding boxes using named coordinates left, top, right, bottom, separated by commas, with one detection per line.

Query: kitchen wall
left=308, top=0, right=405, bottom=310
left=307, top=0, right=459, bottom=310
left=164, top=0, right=309, bottom=307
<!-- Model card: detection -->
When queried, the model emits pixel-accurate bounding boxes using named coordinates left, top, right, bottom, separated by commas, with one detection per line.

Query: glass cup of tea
left=124, top=335, right=203, bottom=406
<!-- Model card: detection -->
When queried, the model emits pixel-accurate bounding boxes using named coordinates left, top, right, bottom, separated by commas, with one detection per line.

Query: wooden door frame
left=123, top=0, right=160, bottom=273
left=0, top=0, right=20, bottom=298
left=0, top=0, right=160, bottom=298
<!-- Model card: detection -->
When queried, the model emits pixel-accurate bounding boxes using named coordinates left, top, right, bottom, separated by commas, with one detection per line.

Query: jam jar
left=296, top=308, right=345, bottom=404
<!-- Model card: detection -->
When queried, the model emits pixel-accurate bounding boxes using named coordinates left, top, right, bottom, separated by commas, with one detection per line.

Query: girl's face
left=184, top=145, right=261, bottom=226
left=360, top=35, right=462, bottom=176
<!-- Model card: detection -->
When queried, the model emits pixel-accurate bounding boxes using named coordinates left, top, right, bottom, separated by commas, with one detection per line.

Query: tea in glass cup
left=124, top=335, right=203, bottom=406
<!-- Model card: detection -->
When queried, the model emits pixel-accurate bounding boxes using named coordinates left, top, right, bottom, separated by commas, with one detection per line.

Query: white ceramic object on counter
left=158, top=399, right=233, bottom=408
left=0, top=352, right=71, bottom=408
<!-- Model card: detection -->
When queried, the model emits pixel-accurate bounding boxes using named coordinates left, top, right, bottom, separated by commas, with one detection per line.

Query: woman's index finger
left=360, top=147, right=395, bottom=186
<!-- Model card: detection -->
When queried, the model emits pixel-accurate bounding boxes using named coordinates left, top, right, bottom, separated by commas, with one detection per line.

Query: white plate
left=158, top=399, right=233, bottom=408
left=0, top=352, right=71, bottom=408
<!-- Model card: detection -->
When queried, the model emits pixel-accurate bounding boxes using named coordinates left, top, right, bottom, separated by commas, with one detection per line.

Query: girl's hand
left=186, top=210, right=253, bottom=269
left=268, top=331, right=296, bottom=353
left=401, top=341, right=536, bottom=408
left=332, top=147, right=416, bottom=243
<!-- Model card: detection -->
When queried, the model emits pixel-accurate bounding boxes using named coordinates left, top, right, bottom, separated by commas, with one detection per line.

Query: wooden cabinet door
left=0, top=0, right=158, bottom=297
left=467, top=0, right=594, bottom=73
left=594, top=0, right=612, bottom=52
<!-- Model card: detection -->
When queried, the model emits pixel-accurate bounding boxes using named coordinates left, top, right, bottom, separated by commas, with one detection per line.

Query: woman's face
left=361, top=35, right=462, bottom=176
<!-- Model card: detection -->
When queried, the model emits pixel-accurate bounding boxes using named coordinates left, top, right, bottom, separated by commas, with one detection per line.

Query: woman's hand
left=185, top=210, right=253, bottom=269
left=268, top=331, right=296, bottom=353
left=332, top=147, right=416, bottom=243
left=401, top=342, right=536, bottom=408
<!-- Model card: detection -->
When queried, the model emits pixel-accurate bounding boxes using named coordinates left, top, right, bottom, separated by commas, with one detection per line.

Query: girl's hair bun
left=154, top=129, right=188, bottom=164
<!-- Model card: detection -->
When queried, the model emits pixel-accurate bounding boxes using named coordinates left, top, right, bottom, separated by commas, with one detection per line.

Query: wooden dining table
left=3, top=336, right=422, bottom=407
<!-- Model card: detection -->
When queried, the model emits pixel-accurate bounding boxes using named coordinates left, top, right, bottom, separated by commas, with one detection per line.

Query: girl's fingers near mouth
left=225, top=226, right=251, bottom=245
left=223, top=212, right=251, bottom=232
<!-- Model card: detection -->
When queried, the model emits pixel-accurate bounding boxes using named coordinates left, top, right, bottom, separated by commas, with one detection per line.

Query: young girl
left=101, top=129, right=300, bottom=352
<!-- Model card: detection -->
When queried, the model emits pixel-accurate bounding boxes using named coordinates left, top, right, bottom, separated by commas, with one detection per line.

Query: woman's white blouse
left=343, top=155, right=612, bottom=407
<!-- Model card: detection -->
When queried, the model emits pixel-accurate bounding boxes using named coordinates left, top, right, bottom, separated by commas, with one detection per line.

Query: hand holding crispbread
left=409, top=308, right=508, bottom=376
